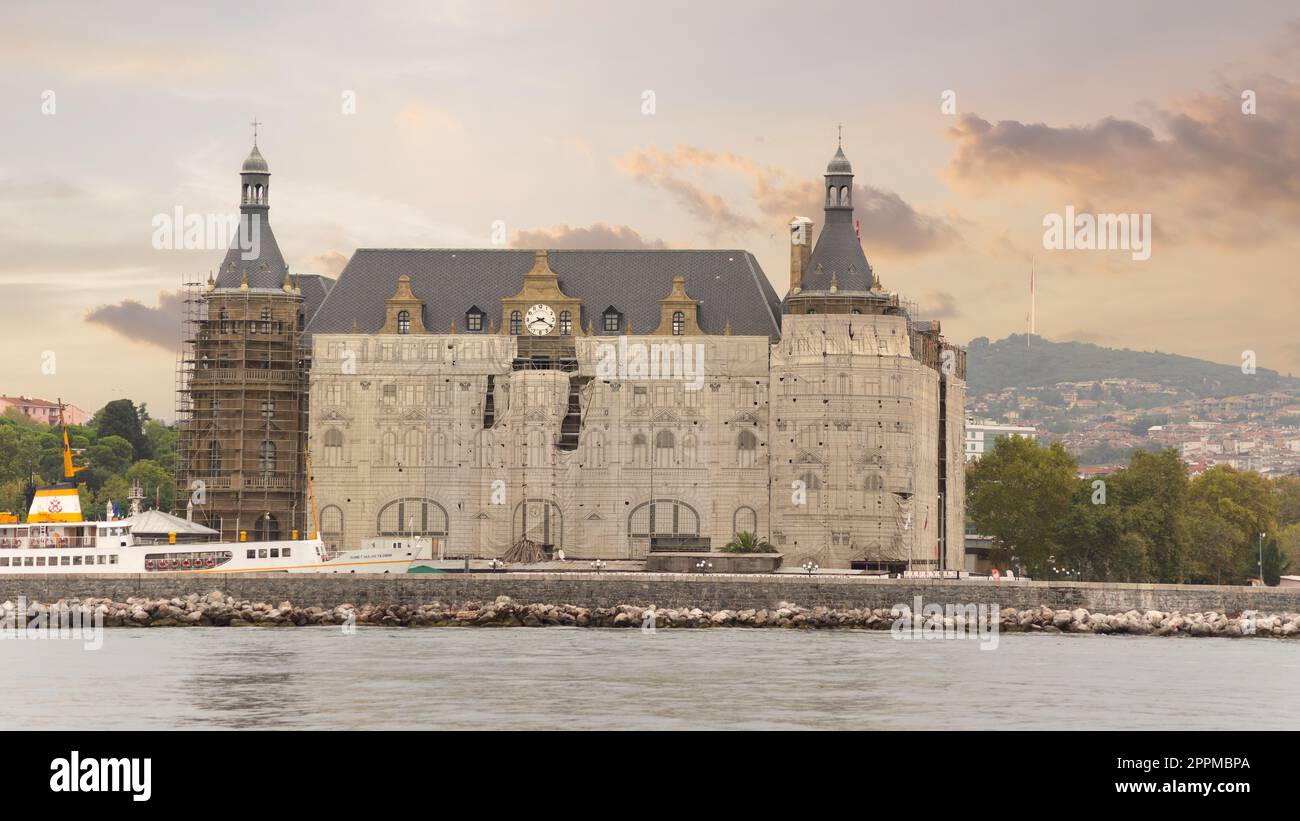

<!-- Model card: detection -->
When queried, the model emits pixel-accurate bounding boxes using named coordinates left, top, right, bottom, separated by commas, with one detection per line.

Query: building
left=964, top=419, right=1037, bottom=462
left=963, top=419, right=1037, bottom=573
left=0, top=396, right=89, bottom=426
left=302, top=141, right=966, bottom=569
left=174, top=140, right=334, bottom=542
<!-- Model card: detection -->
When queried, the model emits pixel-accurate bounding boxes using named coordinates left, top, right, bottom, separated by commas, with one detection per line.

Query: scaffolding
left=175, top=275, right=310, bottom=543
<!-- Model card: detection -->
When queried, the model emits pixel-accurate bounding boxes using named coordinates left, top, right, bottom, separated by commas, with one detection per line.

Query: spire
left=214, top=129, right=289, bottom=290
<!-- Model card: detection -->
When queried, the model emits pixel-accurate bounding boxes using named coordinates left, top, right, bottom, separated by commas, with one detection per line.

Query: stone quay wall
left=3, top=572, right=1299, bottom=615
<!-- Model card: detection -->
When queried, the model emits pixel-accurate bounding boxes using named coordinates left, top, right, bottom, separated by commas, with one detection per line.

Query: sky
left=1, top=0, right=1298, bottom=420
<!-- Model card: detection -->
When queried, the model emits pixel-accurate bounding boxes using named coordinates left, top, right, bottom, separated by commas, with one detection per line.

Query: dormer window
left=672, top=311, right=685, bottom=335
left=397, top=310, right=411, bottom=334
left=603, top=307, right=621, bottom=333
left=510, top=311, right=522, bottom=335
left=559, top=310, right=572, bottom=335
left=466, top=307, right=484, bottom=332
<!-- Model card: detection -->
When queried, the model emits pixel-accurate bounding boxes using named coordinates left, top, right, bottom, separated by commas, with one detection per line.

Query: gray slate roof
left=297, top=273, right=336, bottom=326
left=305, top=249, right=781, bottom=339
left=214, top=213, right=288, bottom=290
left=798, top=212, right=875, bottom=294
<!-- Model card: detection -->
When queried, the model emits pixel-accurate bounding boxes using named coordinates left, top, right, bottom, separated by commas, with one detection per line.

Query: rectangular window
left=283, top=547, right=291, bottom=558
left=97, top=555, right=106, bottom=565
left=381, top=343, right=394, bottom=361
left=36, top=556, right=45, bottom=566
left=0, top=558, right=7, bottom=567
left=258, top=549, right=268, bottom=558
left=110, top=555, right=118, bottom=564
left=467, top=313, right=483, bottom=332
left=632, top=386, right=648, bottom=407
left=433, top=384, right=450, bottom=406
left=604, top=313, right=620, bottom=332
left=382, top=383, right=398, bottom=405
left=246, top=549, right=255, bottom=559
left=270, top=548, right=280, bottom=558
left=73, top=555, right=83, bottom=565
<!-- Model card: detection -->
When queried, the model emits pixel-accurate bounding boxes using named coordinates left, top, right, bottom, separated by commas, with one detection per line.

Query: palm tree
left=721, top=531, right=775, bottom=554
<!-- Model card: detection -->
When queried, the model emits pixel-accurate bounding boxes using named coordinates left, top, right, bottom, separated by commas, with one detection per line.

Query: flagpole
left=1028, top=256, right=1036, bottom=348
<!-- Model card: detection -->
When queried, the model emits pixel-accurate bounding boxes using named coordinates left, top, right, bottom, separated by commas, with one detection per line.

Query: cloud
left=84, top=291, right=184, bottom=352
left=509, top=223, right=667, bottom=249
left=918, top=289, right=962, bottom=319
left=617, top=144, right=959, bottom=255
left=302, top=249, right=350, bottom=277
left=945, top=24, right=1300, bottom=246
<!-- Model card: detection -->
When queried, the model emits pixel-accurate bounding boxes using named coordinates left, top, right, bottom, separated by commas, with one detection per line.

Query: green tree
left=1111, top=449, right=1191, bottom=583
left=967, top=436, right=1077, bottom=576
left=1272, top=476, right=1300, bottom=528
left=86, top=435, right=134, bottom=477
left=94, top=399, right=152, bottom=461
left=1186, top=466, right=1277, bottom=584
left=721, top=531, right=775, bottom=554
left=1261, top=538, right=1289, bottom=586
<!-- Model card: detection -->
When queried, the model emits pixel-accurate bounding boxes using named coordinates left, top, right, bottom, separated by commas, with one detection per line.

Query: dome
left=826, top=145, right=852, bottom=175
left=241, top=145, right=270, bottom=174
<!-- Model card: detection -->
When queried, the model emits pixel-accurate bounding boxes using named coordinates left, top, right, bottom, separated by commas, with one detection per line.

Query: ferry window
left=0, top=558, right=7, bottom=566
left=258, top=549, right=268, bottom=558
left=24, top=557, right=34, bottom=566
left=246, top=549, right=255, bottom=559
left=97, top=555, right=106, bottom=565
left=62, top=556, right=71, bottom=565
left=98, top=528, right=107, bottom=537
left=283, top=547, right=291, bottom=557
left=270, top=548, right=280, bottom=558
left=36, top=556, right=46, bottom=566
left=73, top=556, right=82, bottom=565
left=109, top=555, right=118, bottom=564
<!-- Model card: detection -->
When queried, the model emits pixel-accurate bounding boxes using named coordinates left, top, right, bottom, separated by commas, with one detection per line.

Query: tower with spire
left=768, top=137, right=967, bottom=573
left=176, top=127, right=310, bottom=544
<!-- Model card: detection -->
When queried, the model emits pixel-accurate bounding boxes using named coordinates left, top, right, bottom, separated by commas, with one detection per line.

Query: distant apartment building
left=963, top=419, right=1038, bottom=574
left=0, top=396, right=89, bottom=426
left=964, top=419, right=1037, bottom=462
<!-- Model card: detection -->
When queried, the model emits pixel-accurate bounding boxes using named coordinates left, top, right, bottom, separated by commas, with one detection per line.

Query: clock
left=524, top=303, right=556, bottom=335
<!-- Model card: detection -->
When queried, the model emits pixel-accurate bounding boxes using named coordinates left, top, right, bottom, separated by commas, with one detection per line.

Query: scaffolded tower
left=174, top=137, right=310, bottom=542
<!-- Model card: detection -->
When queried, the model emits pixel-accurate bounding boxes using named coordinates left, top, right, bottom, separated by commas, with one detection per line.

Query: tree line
left=0, top=399, right=176, bottom=519
left=967, top=435, right=1300, bottom=585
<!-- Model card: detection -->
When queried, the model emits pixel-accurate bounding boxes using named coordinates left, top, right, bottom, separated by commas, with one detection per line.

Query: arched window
left=377, top=498, right=448, bottom=536
left=319, top=505, right=343, bottom=554
left=397, top=310, right=411, bottom=334
left=733, top=506, right=758, bottom=536
left=261, top=398, right=275, bottom=420
left=258, top=441, right=276, bottom=473
left=628, top=499, right=700, bottom=538
left=510, top=311, right=522, bottom=335
left=254, top=513, right=279, bottom=542
left=827, top=185, right=835, bottom=206
left=798, top=471, right=823, bottom=509
left=476, top=430, right=494, bottom=468
left=587, top=430, right=605, bottom=468
left=527, top=429, right=547, bottom=466
left=381, top=431, right=397, bottom=465
left=737, top=429, right=757, bottom=468
left=431, top=430, right=447, bottom=465
left=632, top=433, right=648, bottom=467
left=654, top=430, right=675, bottom=467
left=672, top=311, right=685, bottom=335
left=558, top=310, right=572, bottom=335
left=681, top=434, right=697, bottom=467
left=840, top=185, right=850, bottom=206
left=218, top=309, right=229, bottom=334
left=260, top=307, right=272, bottom=334
left=323, top=429, right=343, bottom=466
left=864, top=472, right=883, bottom=492
left=835, top=373, right=850, bottom=395
left=403, top=429, right=423, bottom=465
left=208, top=441, right=221, bottom=473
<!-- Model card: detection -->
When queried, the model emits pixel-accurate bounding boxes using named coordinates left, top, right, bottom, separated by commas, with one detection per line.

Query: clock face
left=524, top=303, right=556, bottom=335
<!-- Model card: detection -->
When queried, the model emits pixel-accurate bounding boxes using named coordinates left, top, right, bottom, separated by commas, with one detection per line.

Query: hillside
left=965, top=334, right=1298, bottom=399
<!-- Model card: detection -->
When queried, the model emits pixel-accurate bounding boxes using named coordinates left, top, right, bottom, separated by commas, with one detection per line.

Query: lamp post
left=801, top=560, right=819, bottom=576
left=487, top=558, right=505, bottom=572
left=695, top=559, right=713, bottom=573
left=590, top=559, right=607, bottom=573
left=1259, top=532, right=1266, bottom=585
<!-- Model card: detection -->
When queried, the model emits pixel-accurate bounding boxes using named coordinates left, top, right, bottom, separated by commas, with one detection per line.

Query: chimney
left=789, top=216, right=813, bottom=294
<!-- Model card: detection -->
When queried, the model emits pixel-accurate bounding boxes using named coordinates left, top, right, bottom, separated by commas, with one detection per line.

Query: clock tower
left=500, top=250, right=582, bottom=338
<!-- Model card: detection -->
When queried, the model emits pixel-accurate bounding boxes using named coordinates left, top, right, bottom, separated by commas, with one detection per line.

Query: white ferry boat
left=0, top=410, right=430, bottom=575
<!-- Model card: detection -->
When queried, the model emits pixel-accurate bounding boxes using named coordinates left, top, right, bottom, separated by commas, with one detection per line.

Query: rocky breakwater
left=4, top=593, right=1299, bottom=637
